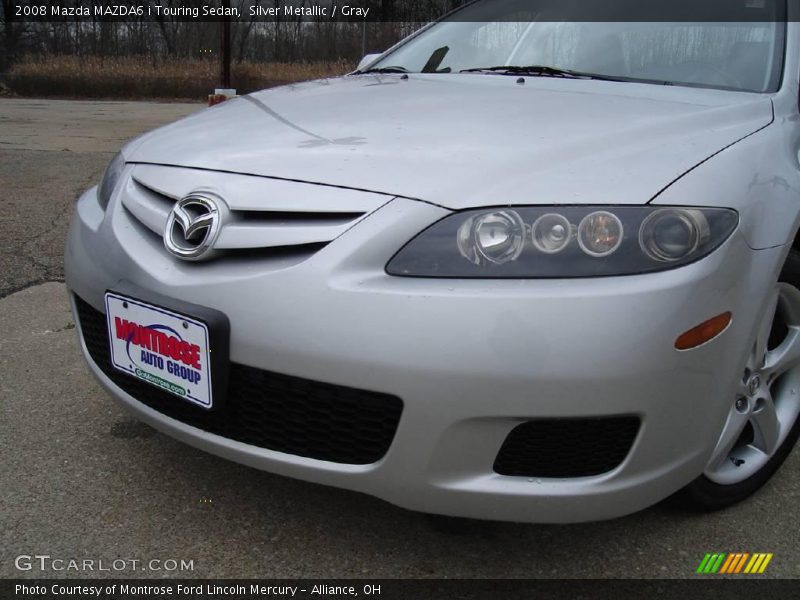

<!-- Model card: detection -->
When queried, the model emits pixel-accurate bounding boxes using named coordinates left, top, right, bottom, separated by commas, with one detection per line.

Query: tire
left=676, top=248, right=800, bottom=511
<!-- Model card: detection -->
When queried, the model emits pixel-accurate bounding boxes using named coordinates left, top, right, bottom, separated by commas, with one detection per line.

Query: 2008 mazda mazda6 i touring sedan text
left=65, top=0, right=800, bottom=522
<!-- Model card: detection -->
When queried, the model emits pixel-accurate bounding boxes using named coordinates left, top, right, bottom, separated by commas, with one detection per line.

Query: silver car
left=66, top=1, right=800, bottom=522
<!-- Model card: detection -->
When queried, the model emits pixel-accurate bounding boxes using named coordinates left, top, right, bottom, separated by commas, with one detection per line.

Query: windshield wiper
left=460, top=65, right=625, bottom=82
left=360, top=66, right=409, bottom=74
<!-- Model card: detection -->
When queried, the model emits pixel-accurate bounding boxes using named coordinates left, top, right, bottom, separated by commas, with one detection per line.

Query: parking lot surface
left=0, top=99, right=798, bottom=579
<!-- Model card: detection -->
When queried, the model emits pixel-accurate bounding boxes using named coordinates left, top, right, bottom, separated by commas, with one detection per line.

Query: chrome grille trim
left=121, top=178, right=173, bottom=236
left=120, top=164, right=389, bottom=255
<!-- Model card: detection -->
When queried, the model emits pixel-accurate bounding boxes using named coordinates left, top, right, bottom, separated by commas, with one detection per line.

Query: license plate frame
left=104, top=289, right=229, bottom=410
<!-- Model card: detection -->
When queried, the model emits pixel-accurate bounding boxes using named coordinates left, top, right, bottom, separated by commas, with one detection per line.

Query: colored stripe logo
left=696, top=553, right=773, bottom=574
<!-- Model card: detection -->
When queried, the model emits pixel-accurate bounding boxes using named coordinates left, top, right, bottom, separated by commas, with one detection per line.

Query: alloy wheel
left=705, top=283, right=800, bottom=484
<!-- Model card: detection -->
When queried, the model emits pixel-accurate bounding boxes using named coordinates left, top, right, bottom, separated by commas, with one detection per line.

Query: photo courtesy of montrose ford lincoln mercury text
left=65, top=0, right=800, bottom=522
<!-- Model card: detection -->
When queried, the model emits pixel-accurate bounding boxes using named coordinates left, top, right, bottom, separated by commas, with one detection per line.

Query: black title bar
left=3, top=579, right=800, bottom=600
left=3, top=0, right=795, bottom=23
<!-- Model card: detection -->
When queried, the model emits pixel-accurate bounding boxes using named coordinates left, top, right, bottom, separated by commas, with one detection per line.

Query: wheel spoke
left=707, top=405, right=750, bottom=470
left=736, top=378, right=750, bottom=398
left=750, top=396, right=781, bottom=455
left=776, top=282, right=800, bottom=325
left=753, top=288, right=780, bottom=369
left=763, top=327, right=800, bottom=381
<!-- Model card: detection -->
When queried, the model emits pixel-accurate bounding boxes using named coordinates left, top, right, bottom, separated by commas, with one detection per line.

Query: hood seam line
left=126, top=161, right=450, bottom=210
left=646, top=98, right=776, bottom=205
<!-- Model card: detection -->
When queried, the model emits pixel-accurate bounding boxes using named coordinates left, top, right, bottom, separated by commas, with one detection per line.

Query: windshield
left=370, top=1, right=786, bottom=92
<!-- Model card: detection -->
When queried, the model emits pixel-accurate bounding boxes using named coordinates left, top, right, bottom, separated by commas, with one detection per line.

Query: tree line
left=0, top=1, right=469, bottom=70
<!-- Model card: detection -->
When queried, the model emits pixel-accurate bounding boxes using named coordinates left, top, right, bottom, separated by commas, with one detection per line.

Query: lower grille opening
left=493, top=416, right=640, bottom=478
left=74, top=295, right=403, bottom=465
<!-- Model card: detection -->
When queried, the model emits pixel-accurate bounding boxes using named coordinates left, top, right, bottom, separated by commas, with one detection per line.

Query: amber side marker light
left=675, top=312, right=733, bottom=350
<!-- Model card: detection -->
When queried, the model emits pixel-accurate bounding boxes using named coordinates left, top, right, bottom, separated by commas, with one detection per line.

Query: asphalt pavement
left=0, top=98, right=798, bottom=579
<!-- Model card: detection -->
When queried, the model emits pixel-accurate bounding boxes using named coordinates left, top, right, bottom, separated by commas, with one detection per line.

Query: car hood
left=125, top=74, right=773, bottom=209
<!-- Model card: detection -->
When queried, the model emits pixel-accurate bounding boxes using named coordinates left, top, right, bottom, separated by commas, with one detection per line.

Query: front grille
left=493, top=417, right=640, bottom=478
left=120, top=166, right=373, bottom=260
left=75, top=296, right=403, bottom=465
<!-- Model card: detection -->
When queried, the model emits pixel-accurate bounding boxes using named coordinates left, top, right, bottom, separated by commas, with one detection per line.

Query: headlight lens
left=97, top=152, right=125, bottom=210
left=386, top=206, right=738, bottom=278
left=577, top=211, right=623, bottom=257
left=457, top=210, right=525, bottom=265
left=639, top=208, right=710, bottom=262
left=531, top=213, right=572, bottom=254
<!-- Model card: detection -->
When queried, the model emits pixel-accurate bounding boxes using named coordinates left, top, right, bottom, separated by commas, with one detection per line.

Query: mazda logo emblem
left=164, top=193, right=224, bottom=260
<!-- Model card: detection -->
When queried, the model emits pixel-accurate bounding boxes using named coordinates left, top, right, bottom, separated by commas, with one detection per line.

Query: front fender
left=651, top=112, right=800, bottom=250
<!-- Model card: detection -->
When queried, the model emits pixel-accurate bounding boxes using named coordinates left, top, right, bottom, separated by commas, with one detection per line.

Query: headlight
left=577, top=211, right=624, bottom=257
left=639, top=209, right=710, bottom=262
left=531, top=213, right=571, bottom=254
left=386, top=206, right=738, bottom=278
left=457, top=210, right=525, bottom=265
left=97, top=152, right=125, bottom=210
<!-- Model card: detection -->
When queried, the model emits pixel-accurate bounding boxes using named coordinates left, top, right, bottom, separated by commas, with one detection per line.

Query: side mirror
left=356, top=53, right=382, bottom=72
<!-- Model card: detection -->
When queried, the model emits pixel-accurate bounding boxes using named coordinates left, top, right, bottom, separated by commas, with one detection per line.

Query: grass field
left=3, top=55, right=354, bottom=100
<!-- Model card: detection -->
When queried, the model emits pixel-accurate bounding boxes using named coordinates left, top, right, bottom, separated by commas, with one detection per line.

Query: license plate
left=104, top=292, right=213, bottom=409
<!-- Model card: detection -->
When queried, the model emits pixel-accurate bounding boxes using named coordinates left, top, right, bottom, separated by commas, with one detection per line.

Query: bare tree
left=0, top=0, right=468, bottom=67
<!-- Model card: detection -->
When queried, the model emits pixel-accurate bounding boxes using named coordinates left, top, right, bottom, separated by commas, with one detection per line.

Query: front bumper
left=65, top=184, right=785, bottom=522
